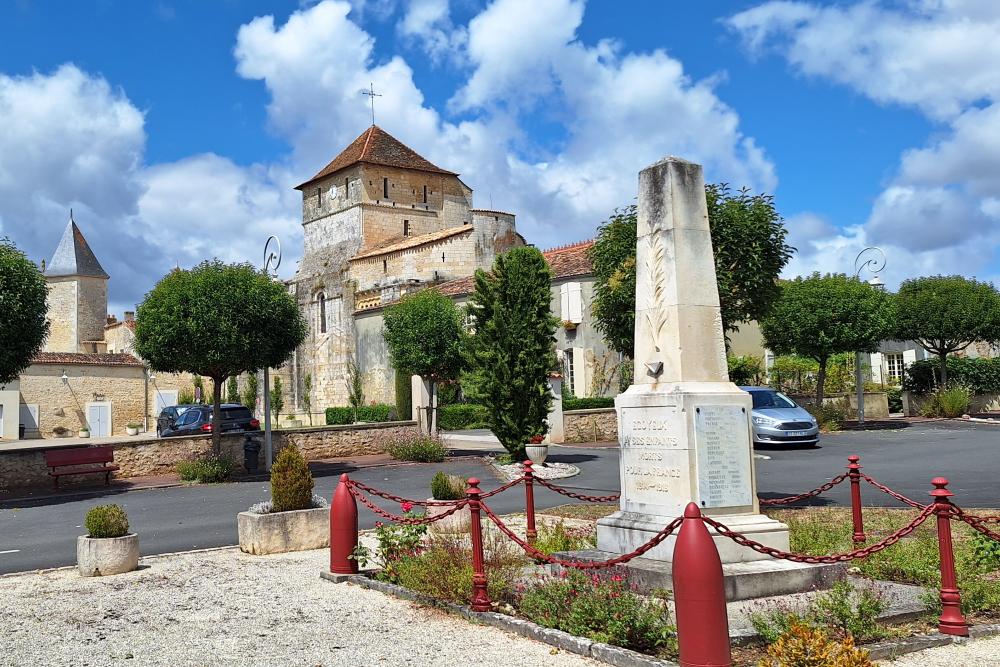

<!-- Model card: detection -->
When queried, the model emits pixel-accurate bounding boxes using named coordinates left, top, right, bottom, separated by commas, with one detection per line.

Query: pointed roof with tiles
left=44, top=211, right=109, bottom=279
left=296, top=125, right=457, bottom=190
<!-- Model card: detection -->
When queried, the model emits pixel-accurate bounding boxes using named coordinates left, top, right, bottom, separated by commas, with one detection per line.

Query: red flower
left=400, top=501, right=414, bottom=513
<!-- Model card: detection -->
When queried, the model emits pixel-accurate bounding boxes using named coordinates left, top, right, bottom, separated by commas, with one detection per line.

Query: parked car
left=739, top=386, right=820, bottom=447
left=156, top=404, right=197, bottom=437
left=158, top=404, right=260, bottom=438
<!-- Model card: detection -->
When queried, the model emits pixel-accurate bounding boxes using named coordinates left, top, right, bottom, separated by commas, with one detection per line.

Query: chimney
left=124, top=311, right=135, bottom=322
left=107, top=315, right=117, bottom=326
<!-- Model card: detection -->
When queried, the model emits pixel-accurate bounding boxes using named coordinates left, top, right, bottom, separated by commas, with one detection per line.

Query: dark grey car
left=740, top=386, right=820, bottom=447
left=158, top=404, right=259, bottom=438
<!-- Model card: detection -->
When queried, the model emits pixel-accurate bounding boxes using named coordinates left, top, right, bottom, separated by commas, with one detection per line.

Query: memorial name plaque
left=619, top=405, right=690, bottom=510
left=695, top=404, right=753, bottom=508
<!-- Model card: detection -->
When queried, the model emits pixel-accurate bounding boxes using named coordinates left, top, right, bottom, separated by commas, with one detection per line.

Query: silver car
left=740, top=386, right=820, bottom=447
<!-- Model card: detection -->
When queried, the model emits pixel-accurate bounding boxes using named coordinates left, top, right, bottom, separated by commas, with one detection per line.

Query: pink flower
left=400, top=501, right=414, bottom=513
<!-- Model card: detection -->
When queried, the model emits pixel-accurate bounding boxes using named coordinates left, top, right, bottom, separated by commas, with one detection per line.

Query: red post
left=523, top=460, right=537, bottom=544
left=931, top=477, right=968, bottom=636
left=329, top=473, right=359, bottom=575
left=672, top=503, right=732, bottom=667
left=847, top=455, right=866, bottom=543
left=466, top=477, right=491, bottom=611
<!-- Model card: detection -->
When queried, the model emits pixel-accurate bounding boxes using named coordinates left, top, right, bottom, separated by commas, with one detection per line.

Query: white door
left=155, top=390, right=179, bottom=414
left=87, top=404, right=111, bottom=437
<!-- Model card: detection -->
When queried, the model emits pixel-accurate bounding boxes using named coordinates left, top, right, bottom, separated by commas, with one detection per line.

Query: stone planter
left=283, top=420, right=303, bottom=429
left=125, top=426, right=140, bottom=436
left=426, top=498, right=472, bottom=534
left=237, top=507, right=329, bottom=555
left=77, top=534, right=140, bottom=577
left=78, top=430, right=90, bottom=438
left=525, top=444, right=549, bottom=466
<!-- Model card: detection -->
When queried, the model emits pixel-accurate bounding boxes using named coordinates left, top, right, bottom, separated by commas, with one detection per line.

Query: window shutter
left=567, top=282, right=583, bottom=323
left=902, top=349, right=917, bottom=366
left=560, top=283, right=570, bottom=321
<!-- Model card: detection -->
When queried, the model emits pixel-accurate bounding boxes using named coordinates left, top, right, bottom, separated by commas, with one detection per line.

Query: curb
left=327, top=572, right=678, bottom=667
left=865, top=623, right=1000, bottom=661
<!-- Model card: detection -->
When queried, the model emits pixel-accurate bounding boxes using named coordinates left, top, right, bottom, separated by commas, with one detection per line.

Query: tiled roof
left=349, top=226, right=472, bottom=261
left=432, top=240, right=594, bottom=297
left=105, top=319, right=137, bottom=331
left=45, top=213, right=109, bottom=279
left=296, top=125, right=456, bottom=190
left=31, top=352, right=143, bottom=367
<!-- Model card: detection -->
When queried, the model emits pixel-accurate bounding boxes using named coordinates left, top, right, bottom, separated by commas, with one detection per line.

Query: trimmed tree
left=465, top=247, right=558, bottom=461
left=761, top=273, right=894, bottom=403
left=0, top=238, right=49, bottom=385
left=383, top=289, right=464, bottom=432
left=591, top=184, right=793, bottom=358
left=894, top=276, right=1000, bottom=385
left=226, top=375, right=240, bottom=404
left=243, top=373, right=259, bottom=413
left=135, top=261, right=307, bottom=456
left=270, top=375, right=284, bottom=421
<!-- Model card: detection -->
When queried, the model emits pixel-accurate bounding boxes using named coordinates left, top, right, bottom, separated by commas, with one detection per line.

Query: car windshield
left=222, top=407, right=252, bottom=420
left=751, top=390, right=797, bottom=410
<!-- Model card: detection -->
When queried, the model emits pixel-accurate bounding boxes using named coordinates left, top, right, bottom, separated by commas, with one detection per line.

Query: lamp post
left=853, top=247, right=886, bottom=429
left=262, top=235, right=281, bottom=472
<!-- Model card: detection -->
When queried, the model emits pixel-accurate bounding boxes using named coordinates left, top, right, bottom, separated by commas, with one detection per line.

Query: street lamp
left=853, top=247, right=887, bottom=429
left=261, top=235, right=282, bottom=472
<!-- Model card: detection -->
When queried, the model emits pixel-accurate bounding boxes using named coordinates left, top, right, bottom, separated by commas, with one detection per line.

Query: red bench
left=43, top=446, right=119, bottom=489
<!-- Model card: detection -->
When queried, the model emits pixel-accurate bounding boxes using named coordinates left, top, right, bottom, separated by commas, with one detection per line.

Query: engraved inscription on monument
left=695, top=405, right=753, bottom=508
left=619, top=405, right=690, bottom=510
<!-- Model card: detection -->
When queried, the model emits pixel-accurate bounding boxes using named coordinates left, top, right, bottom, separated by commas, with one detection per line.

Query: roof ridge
left=359, top=125, right=375, bottom=160
left=543, top=239, right=593, bottom=255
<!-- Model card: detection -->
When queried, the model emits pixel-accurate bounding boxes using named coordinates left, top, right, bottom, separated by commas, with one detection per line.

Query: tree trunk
left=212, top=377, right=222, bottom=457
left=429, top=379, right=438, bottom=435
left=939, top=351, right=949, bottom=386
left=815, top=357, right=828, bottom=405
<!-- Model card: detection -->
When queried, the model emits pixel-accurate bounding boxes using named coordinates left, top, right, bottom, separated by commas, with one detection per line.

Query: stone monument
left=592, top=157, right=833, bottom=596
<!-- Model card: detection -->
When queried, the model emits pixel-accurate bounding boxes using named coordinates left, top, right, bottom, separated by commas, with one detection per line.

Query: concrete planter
left=77, top=534, right=140, bottom=577
left=525, top=444, right=549, bottom=466
left=283, top=420, right=303, bottom=429
left=126, top=426, right=140, bottom=436
left=427, top=498, right=472, bottom=534
left=237, top=506, right=329, bottom=555
left=78, top=430, right=90, bottom=438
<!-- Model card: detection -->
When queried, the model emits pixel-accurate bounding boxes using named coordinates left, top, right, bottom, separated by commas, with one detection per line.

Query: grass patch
left=538, top=503, right=617, bottom=521
left=384, top=435, right=447, bottom=462
left=176, top=456, right=233, bottom=483
left=533, top=520, right=596, bottom=555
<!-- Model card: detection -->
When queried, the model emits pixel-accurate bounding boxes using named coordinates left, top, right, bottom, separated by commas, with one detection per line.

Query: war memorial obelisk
left=595, top=156, right=794, bottom=575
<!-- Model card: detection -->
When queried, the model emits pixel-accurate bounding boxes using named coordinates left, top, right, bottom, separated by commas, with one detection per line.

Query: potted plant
left=426, top=471, right=471, bottom=534
left=53, top=426, right=68, bottom=438
left=78, top=426, right=91, bottom=438
left=562, top=319, right=577, bottom=330
left=525, top=434, right=548, bottom=466
left=77, top=504, right=139, bottom=577
left=125, top=422, right=141, bottom=436
left=284, top=414, right=303, bottom=429
left=237, top=447, right=329, bottom=554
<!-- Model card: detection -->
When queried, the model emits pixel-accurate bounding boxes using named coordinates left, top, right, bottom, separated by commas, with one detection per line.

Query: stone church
left=284, top=125, right=524, bottom=410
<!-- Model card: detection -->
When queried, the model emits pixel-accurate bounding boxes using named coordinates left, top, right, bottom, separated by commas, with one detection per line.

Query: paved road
left=1, top=422, right=997, bottom=574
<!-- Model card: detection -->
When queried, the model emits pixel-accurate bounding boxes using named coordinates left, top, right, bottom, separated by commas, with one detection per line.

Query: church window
left=403, top=220, right=410, bottom=237
left=383, top=259, right=388, bottom=273
left=317, top=293, right=327, bottom=334
left=383, top=177, right=389, bottom=199
left=422, top=185, right=428, bottom=203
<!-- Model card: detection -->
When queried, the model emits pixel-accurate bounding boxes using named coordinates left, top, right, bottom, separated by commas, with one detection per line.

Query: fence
left=327, top=457, right=996, bottom=666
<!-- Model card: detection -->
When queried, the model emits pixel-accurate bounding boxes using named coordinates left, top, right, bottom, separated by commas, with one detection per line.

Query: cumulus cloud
left=396, top=0, right=466, bottom=64
left=729, top=0, right=1000, bottom=282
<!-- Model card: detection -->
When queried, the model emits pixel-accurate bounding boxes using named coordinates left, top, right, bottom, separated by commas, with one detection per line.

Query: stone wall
left=0, top=421, right=419, bottom=490
left=790, top=392, right=890, bottom=419
left=563, top=408, right=618, bottom=443
left=44, top=278, right=78, bottom=353
left=901, top=391, right=1000, bottom=417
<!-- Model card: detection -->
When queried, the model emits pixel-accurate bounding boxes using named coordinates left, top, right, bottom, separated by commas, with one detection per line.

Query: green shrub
left=904, top=356, right=1000, bottom=394
left=920, top=383, right=972, bottom=417
left=517, top=569, right=676, bottom=655
left=728, top=354, right=764, bottom=385
left=805, top=402, right=847, bottom=432
left=325, top=404, right=394, bottom=425
left=533, top=521, right=596, bottom=555
left=85, top=504, right=130, bottom=538
left=750, top=608, right=808, bottom=644
left=430, top=471, right=466, bottom=500
left=886, top=386, right=902, bottom=413
left=270, top=446, right=314, bottom=512
left=385, top=434, right=447, bottom=462
left=394, top=370, right=412, bottom=421
left=971, top=531, right=1000, bottom=569
left=438, top=404, right=489, bottom=430
left=177, top=456, right=233, bottom=483
left=759, top=623, right=872, bottom=667
left=812, top=581, right=887, bottom=642
left=563, top=396, right=615, bottom=411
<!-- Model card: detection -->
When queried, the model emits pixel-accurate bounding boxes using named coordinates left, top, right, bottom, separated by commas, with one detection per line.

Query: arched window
left=317, top=292, right=327, bottom=334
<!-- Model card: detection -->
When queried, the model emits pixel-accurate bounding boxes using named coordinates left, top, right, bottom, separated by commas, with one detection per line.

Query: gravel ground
left=878, top=636, right=1000, bottom=666
left=491, top=461, right=580, bottom=481
left=0, top=547, right=599, bottom=667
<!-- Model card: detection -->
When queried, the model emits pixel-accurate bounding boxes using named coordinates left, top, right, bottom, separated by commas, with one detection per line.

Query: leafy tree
left=135, top=261, right=306, bottom=455
left=894, top=276, right=1000, bottom=384
left=590, top=185, right=793, bottom=358
left=383, top=289, right=464, bottom=432
left=192, top=375, right=205, bottom=403
left=727, top=355, right=764, bottom=386
left=465, top=247, right=558, bottom=460
left=302, top=373, right=313, bottom=426
left=243, top=373, right=259, bottom=413
left=761, top=273, right=894, bottom=403
left=346, top=360, right=364, bottom=421
left=0, top=238, right=49, bottom=385
left=270, top=375, right=284, bottom=420
left=226, top=376, right=239, bottom=404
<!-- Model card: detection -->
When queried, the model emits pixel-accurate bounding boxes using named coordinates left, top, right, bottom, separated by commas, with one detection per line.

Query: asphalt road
left=1, top=422, right=997, bottom=574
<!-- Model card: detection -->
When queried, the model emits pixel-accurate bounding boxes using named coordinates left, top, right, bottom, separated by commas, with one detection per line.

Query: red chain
left=757, top=473, right=848, bottom=506
left=533, top=477, right=621, bottom=503
left=479, top=477, right=526, bottom=499
left=952, top=506, right=1000, bottom=541
left=860, top=473, right=927, bottom=509
left=703, top=504, right=936, bottom=564
left=479, top=501, right=682, bottom=569
left=347, top=479, right=469, bottom=507
left=348, top=484, right=469, bottom=525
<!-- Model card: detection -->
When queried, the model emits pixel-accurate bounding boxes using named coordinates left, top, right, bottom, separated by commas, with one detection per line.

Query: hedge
left=563, top=396, right=615, bottom=411
left=903, top=357, right=1000, bottom=394
left=325, top=404, right=394, bottom=425
left=438, top=404, right=489, bottom=431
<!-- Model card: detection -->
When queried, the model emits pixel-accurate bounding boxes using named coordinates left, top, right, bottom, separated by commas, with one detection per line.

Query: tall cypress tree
left=466, top=247, right=558, bottom=460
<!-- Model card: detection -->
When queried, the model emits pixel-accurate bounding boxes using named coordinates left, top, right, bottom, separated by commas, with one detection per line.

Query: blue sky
left=1, top=1, right=996, bottom=312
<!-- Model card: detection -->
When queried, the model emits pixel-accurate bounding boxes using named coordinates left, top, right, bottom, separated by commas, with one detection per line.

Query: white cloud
left=396, top=0, right=466, bottom=63
left=729, top=0, right=1000, bottom=282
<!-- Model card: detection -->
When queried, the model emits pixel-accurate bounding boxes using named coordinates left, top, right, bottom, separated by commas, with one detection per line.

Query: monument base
left=551, top=550, right=845, bottom=601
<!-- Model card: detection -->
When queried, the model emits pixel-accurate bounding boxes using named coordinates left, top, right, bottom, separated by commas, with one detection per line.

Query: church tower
left=43, top=212, right=110, bottom=353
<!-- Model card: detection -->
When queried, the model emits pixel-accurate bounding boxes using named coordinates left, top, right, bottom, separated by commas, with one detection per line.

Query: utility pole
left=854, top=247, right=886, bottom=430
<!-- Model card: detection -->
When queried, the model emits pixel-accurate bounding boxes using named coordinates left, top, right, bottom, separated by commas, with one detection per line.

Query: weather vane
left=362, top=82, right=382, bottom=125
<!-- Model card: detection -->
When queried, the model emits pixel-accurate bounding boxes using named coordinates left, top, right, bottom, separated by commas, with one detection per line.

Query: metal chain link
left=479, top=501, right=682, bottom=569
left=757, top=473, right=848, bottom=506
left=533, top=477, right=621, bottom=503
left=952, top=506, right=1000, bottom=541
left=347, top=479, right=470, bottom=507
left=860, top=473, right=927, bottom=509
left=703, top=504, right=936, bottom=564
left=479, top=477, right=526, bottom=499
left=347, top=484, right=469, bottom=525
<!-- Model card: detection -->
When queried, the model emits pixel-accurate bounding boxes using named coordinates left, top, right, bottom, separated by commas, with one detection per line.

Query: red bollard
left=847, top=455, right=866, bottom=543
left=466, top=477, right=491, bottom=612
left=673, top=503, right=732, bottom=667
left=523, top=460, right=537, bottom=544
left=329, top=473, right=359, bottom=575
left=930, top=477, right=969, bottom=636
